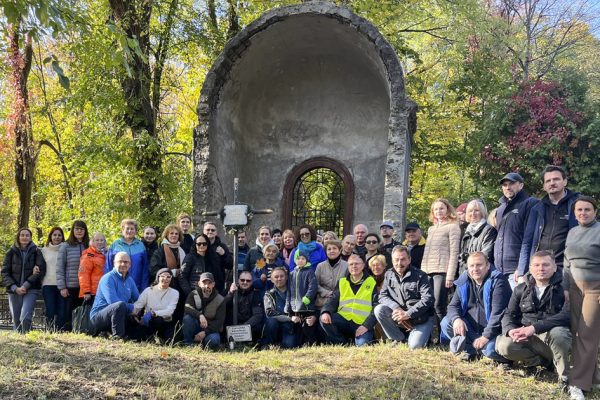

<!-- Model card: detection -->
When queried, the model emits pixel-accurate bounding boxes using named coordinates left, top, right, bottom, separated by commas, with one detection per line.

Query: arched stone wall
left=194, top=2, right=417, bottom=234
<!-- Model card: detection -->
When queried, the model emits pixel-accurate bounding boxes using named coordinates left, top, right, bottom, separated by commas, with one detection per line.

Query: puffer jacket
left=315, top=258, right=348, bottom=308
left=286, top=265, right=318, bottom=313
left=493, top=190, right=538, bottom=275
left=501, top=272, right=569, bottom=335
left=458, top=222, right=497, bottom=274
left=2, top=242, right=46, bottom=292
left=56, top=242, right=87, bottom=290
left=421, top=220, right=461, bottom=278
left=78, top=246, right=105, bottom=297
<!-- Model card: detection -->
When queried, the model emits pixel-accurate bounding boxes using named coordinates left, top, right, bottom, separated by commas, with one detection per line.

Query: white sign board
left=223, top=205, right=249, bottom=227
left=226, top=324, right=252, bottom=342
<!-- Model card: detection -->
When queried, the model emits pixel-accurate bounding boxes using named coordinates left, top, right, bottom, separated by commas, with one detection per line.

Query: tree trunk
left=109, top=0, right=162, bottom=214
left=7, top=23, right=35, bottom=228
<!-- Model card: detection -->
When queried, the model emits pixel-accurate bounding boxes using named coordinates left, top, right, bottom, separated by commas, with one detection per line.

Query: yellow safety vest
left=338, top=276, right=376, bottom=325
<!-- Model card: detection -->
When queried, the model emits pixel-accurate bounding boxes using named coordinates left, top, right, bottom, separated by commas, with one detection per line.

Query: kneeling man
left=441, top=251, right=511, bottom=362
left=374, top=246, right=434, bottom=349
left=496, top=250, right=570, bottom=383
left=90, top=252, right=140, bottom=339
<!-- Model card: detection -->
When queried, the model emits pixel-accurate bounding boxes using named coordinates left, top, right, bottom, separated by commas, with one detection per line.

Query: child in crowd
left=286, top=251, right=318, bottom=345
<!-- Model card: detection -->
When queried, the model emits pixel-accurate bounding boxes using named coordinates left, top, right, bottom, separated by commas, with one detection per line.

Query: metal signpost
left=202, top=178, right=272, bottom=349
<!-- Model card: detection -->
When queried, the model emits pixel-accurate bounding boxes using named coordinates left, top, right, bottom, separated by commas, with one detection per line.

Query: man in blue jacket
left=494, top=172, right=538, bottom=289
left=441, top=252, right=511, bottom=362
left=91, top=252, right=140, bottom=339
left=517, top=166, right=579, bottom=281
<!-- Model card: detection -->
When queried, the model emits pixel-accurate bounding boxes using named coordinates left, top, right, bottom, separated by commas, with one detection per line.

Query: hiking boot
left=569, top=386, right=585, bottom=400
left=496, top=361, right=512, bottom=371
left=458, top=352, right=476, bottom=362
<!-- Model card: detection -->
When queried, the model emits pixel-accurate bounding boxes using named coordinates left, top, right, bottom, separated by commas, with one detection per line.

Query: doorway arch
left=282, top=157, right=354, bottom=237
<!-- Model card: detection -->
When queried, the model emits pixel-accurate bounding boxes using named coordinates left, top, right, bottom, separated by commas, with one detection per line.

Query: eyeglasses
left=300, top=232, right=311, bottom=237
left=159, top=274, right=172, bottom=279
left=205, top=228, right=216, bottom=232
left=196, top=242, right=208, bottom=246
left=366, top=240, right=379, bottom=245
left=239, top=279, right=252, bottom=283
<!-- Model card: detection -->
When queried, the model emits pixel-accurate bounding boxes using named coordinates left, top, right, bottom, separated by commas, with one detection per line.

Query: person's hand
left=199, top=314, right=208, bottom=329
left=473, top=336, right=489, bottom=350
left=171, top=269, right=179, bottom=278
left=320, top=313, right=332, bottom=324
left=229, top=283, right=238, bottom=294
left=194, top=331, right=206, bottom=342
left=291, top=316, right=302, bottom=324
left=453, top=318, right=467, bottom=337
left=355, top=325, right=368, bottom=337
left=60, top=288, right=69, bottom=298
left=445, top=280, right=454, bottom=288
left=325, top=291, right=333, bottom=298
left=515, top=271, right=526, bottom=284
left=260, top=274, right=267, bottom=282
left=216, top=246, right=225, bottom=256
left=83, top=294, right=92, bottom=302
left=15, top=287, right=26, bottom=295
left=392, top=308, right=408, bottom=322
left=33, top=266, right=41, bottom=275
left=305, top=315, right=316, bottom=326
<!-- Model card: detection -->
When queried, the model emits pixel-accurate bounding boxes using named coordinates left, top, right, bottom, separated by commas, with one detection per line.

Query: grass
left=0, top=331, right=596, bottom=400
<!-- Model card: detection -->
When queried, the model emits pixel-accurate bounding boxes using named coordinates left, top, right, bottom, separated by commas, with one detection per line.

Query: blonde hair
left=428, top=198, right=457, bottom=223
left=466, top=199, right=489, bottom=223
left=120, top=218, right=138, bottom=230
left=368, top=254, right=387, bottom=268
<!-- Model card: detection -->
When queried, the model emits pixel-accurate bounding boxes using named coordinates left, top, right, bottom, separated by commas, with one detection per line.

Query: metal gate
left=0, top=291, right=47, bottom=330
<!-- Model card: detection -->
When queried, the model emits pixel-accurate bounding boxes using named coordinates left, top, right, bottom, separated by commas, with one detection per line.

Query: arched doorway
left=282, top=157, right=354, bottom=237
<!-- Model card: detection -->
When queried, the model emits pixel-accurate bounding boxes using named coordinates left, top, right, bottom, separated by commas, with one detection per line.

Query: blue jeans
left=90, top=301, right=130, bottom=338
left=262, top=317, right=297, bottom=348
left=374, top=304, right=433, bottom=349
left=440, top=315, right=506, bottom=362
left=8, top=290, right=39, bottom=333
left=182, top=314, right=221, bottom=348
left=42, top=285, right=61, bottom=330
left=320, top=312, right=374, bottom=346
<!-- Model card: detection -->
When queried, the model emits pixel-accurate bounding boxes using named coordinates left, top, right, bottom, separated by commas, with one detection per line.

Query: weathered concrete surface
left=194, top=2, right=416, bottom=235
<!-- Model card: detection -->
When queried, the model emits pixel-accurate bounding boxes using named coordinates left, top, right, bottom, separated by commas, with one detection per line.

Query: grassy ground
left=0, top=331, right=596, bottom=400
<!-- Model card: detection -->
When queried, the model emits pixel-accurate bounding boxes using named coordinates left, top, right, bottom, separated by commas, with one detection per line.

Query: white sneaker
left=569, top=386, right=585, bottom=400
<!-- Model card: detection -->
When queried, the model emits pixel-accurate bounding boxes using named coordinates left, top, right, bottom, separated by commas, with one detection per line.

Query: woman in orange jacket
left=78, top=233, right=107, bottom=301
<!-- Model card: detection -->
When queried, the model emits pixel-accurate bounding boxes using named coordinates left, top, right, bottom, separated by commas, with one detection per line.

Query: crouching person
left=262, top=267, right=297, bottom=349
left=374, top=246, right=435, bottom=349
left=224, top=270, right=264, bottom=342
left=182, top=272, right=225, bottom=348
left=132, top=268, right=179, bottom=343
left=320, top=255, right=377, bottom=346
left=496, top=251, right=571, bottom=385
left=90, top=252, right=139, bottom=339
left=441, top=252, right=511, bottom=362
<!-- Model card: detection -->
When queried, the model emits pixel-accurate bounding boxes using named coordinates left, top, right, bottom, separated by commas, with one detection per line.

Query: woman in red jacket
left=78, top=233, right=107, bottom=301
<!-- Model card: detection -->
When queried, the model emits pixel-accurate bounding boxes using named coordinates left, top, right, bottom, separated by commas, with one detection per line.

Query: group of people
left=2, top=165, right=599, bottom=399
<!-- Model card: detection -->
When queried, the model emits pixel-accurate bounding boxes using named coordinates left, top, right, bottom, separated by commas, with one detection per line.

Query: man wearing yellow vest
left=319, top=254, right=377, bottom=346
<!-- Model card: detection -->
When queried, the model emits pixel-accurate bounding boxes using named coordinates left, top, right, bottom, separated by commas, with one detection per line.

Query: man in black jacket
left=225, top=270, right=264, bottom=342
left=496, top=251, right=571, bottom=383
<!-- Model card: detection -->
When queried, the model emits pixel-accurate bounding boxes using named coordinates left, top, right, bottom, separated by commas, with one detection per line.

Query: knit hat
left=155, top=268, right=172, bottom=284
left=456, top=203, right=468, bottom=213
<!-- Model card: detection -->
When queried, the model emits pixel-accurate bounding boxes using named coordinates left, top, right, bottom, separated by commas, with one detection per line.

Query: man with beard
left=182, top=272, right=226, bottom=348
left=379, top=221, right=399, bottom=255
left=225, top=270, right=264, bottom=342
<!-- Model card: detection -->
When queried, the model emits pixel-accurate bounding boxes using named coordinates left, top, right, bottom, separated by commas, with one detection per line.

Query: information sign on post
left=226, top=324, right=253, bottom=343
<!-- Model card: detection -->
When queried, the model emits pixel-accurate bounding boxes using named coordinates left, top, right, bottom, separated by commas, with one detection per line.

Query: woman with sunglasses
left=289, top=224, right=327, bottom=272
left=180, top=234, right=218, bottom=297
left=364, top=233, right=392, bottom=269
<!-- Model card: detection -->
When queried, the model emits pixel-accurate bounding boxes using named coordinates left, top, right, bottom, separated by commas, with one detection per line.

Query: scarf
left=255, top=237, right=274, bottom=250
left=298, top=240, right=317, bottom=255
left=161, top=239, right=186, bottom=269
left=466, top=219, right=486, bottom=235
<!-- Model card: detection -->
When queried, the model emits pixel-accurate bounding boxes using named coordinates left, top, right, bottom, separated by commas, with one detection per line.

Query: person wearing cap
left=518, top=165, right=579, bottom=283
left=374, top=246, right=435, bottom=349
left=286, top=251, right=319, bottom=345
left=224, top=270, right=265, bottom=342
left=90, top=252, right=140, bottom=339
left=380, top=221, right=399, bottom=255
left=132, top=268, right=180, bottom=342
left=182, top=272, right=226, bottom=348
left=494, top=172, right=538, bottom=289
left=441, top=252, right=511, bottom=362
left=402, top=222, right=426, bottom=269
left=496, top=251, right=571, bottom=387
